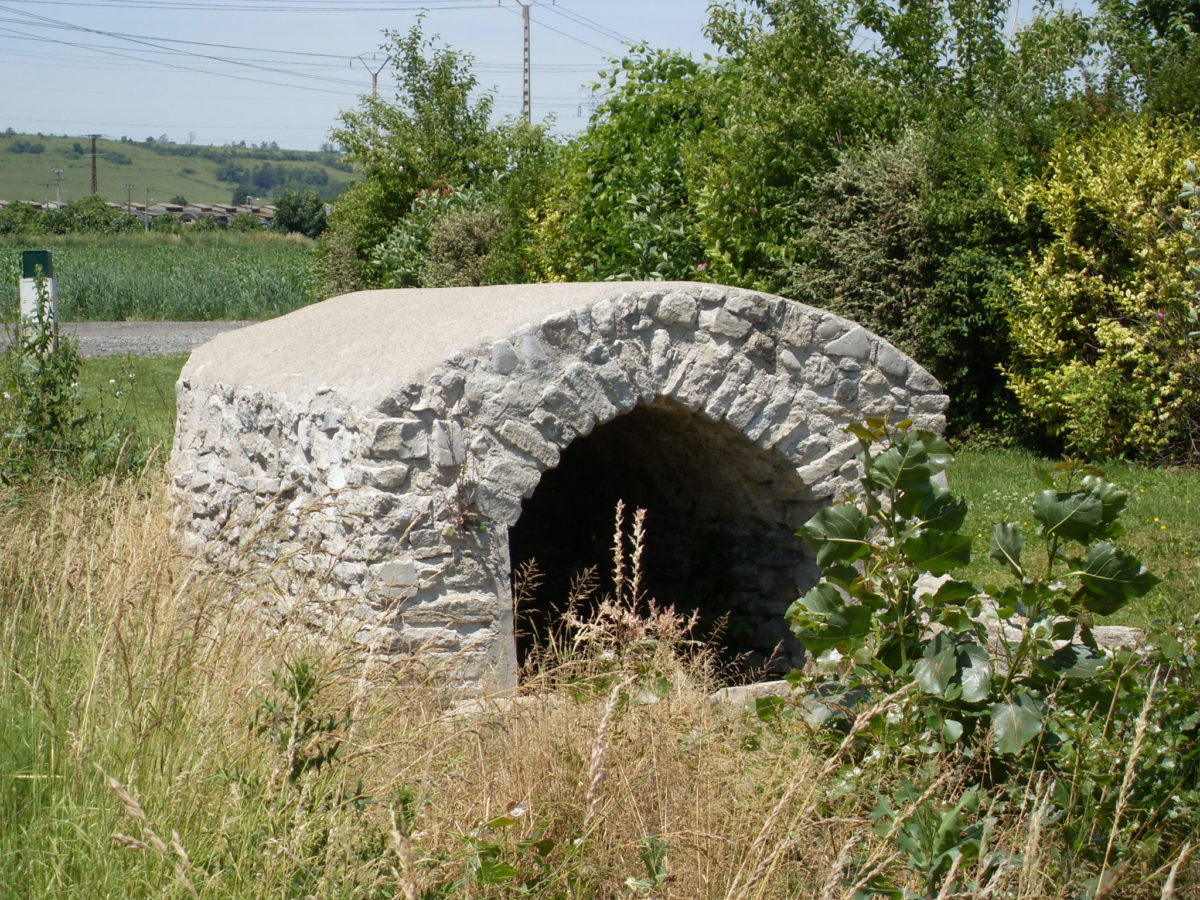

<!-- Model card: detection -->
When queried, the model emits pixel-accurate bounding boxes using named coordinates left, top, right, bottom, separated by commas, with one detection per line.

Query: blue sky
left=0, top=0, right=718, bottom=151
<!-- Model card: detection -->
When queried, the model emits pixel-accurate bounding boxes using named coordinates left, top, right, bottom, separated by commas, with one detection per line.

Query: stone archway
left=171, top=282, right=947, bottom=694
left=507, top=398, right=819, bottom=676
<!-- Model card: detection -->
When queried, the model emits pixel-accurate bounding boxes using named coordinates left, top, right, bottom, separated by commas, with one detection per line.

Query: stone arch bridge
left=171, top=282, right=947, bottom=692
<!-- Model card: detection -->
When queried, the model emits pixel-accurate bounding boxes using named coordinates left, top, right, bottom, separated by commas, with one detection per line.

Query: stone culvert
left=170, top=282, right=947, bottom=693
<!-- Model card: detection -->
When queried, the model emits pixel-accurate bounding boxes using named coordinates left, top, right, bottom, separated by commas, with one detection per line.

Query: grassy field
left=1, top=233, right=317, bottom=321
left=0, top=132, right=355, bottom=207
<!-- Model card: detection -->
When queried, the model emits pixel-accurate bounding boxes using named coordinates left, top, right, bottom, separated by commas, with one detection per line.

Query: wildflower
left=696, top=262, right=708, bottom=271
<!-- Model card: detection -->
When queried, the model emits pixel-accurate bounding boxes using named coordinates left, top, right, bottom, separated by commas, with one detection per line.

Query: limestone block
left=824, top=325, right=871, bottom=359
left=655, top=290, right=699, bottom=328
left=911, top=393, right=950, bottom=414
left=497, top=419, right=560, bottom=469
left=368, top=418, right=429, bottom=460
left=514, top=326, right=549, bottom=367
left=875, top=342, right=910, bottom=378
left=490, top=340, right=519, bottom=375
left=724, top=292, right=770, bottom=322
left=907, top=367, right=940, bottom=393
left=591, top=360, right=640, bottom=413
left=802, top=354, right=838, bottom=388
left=778, top=348, right=804, bottom=371
left=361, top=464, right=411, bottom=491
left=816, top=317, right=845, bottom=340
left=564, top=362, right=619, bottom=423
left=431, top=420, right=466, bottom=468
left=699, top=307, right=752, bottom=340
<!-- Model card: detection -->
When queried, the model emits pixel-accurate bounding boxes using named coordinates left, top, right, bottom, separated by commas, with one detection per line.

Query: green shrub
left=789, top=418, right=1195, bottom=895
left=0, top=201, right=47, bottom=235
left=150, top=212, right=182, bottom=234
left=47, top=195, right=138, bottom=235
left=1003, top=116, right=1200, bottom=461
left=227, top=212, right=262, bottom=233
left=188, top=214, right=219, bottom=232
left=419, top=206, right=503, bottom=287
left=0, top=289, right=147, bottom=482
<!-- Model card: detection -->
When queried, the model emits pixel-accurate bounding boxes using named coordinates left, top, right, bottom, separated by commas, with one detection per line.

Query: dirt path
left=1, top=321, right=255, bottom=357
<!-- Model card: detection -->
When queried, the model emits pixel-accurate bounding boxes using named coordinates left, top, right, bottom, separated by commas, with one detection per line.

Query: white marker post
left=18, top=249, right=58, bottom=351
left=19, top=249, right=58, bottom=325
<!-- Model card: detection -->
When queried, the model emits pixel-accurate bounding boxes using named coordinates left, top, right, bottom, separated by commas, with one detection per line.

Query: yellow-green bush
left=1004, top=115, right=1200, bottom=460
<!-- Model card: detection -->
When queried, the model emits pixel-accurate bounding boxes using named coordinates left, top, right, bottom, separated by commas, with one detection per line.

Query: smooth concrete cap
left=182, top=282, right=697, bottom=407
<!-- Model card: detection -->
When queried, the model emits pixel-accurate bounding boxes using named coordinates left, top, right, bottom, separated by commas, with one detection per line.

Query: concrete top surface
left=181, top=282, right=717, bottom=407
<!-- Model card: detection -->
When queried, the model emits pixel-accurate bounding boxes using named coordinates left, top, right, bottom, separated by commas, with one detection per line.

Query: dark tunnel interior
left=507, top=399, right=821, bottom=680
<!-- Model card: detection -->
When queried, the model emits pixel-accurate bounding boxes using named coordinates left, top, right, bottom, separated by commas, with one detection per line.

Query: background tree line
left=320, top=0, right=1200, bottom=462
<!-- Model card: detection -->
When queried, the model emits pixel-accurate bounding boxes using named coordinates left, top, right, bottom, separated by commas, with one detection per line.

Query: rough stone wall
left=170, top=283, right=948, bottom=693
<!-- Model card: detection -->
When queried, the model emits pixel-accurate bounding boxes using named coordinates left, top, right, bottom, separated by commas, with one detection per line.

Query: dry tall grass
left=0, top=477, right=1194, bottom=898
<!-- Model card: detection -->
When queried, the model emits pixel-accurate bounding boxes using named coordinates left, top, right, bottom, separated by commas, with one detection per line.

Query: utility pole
left=520, top=1, right=532, bottom=123
left=144, top=187, right=151, bottom=231
left=52, top=169, right=63, bottom=205
left=87, top=134, right=101, bottom=194
left=124, top=184, right=134, bottom=219
left=354, top=53, right=390, bottom=98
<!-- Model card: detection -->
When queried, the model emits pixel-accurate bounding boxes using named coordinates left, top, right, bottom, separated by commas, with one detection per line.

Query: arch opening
left=508, top=398, right=823, bottom=680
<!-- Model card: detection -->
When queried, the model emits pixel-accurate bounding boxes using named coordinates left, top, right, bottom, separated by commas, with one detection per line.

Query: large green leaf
left=991, top=692, right=1044, bottom=755
left=927, top=578, right=977, bottom=605
left=914, top=633, right=956, bottom=697
left=1045, top=643, right=1109, bottom=680
left=957, top=642, right=992, bottom=703
left=1079, top=541, right=1159, bottom=614
left=912, top=429, right=954, bottom=471
left=799, top=504, right=870, bottom=565
left=988, top=523, right=1024, bottom=578
left=1079, top=475, right=1128, bottom=537
left=787, top=582, right=873, bottom=654
left=870, top=444, right=930, bottom=494
left=901, top=530, right=972, bottom=575
left=899, top=487, right=967, bottom=532
left=1032, top=490, right=1103, bottom=544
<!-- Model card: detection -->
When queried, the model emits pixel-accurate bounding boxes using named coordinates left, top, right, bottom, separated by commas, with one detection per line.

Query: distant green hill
left=0, top=131, right=357, bottom=207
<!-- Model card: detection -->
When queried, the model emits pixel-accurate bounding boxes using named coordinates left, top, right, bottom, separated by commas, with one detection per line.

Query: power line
left=543, top=3, right=639, bottom=46
left=499, top=2, right=611, bottom=56
left=0, top=5, right=369, bottom=87
left=0, top=0, right=500, bottom=9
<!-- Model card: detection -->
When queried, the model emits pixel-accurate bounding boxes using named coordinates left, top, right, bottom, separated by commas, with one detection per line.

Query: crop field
left=0, top=233, right=317, bottom=321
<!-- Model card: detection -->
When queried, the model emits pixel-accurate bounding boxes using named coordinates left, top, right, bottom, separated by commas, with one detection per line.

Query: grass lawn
left=957, top=448, right=1200, bottom=629
left=79, top=352, right=187, bottom=459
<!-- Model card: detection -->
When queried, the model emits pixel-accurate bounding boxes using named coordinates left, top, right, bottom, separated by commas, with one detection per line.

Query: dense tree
left=317, top=22, right=555, bottom=294
left=270, top=189, right=327, bottom=238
